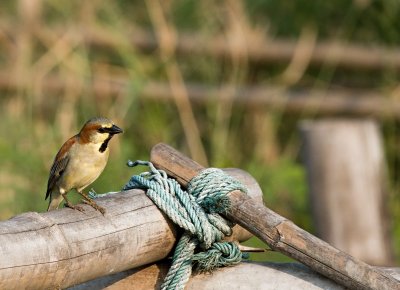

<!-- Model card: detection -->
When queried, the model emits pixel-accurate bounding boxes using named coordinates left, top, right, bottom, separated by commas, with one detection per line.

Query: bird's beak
left=109, top=124, right=123, bottom=135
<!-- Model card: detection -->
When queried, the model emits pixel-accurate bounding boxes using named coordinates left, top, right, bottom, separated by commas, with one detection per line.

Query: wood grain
left=150, top=143, right=400, bottom=290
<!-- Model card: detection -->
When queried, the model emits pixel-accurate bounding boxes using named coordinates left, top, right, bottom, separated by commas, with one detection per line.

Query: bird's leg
left=78, top=190, right=106, bottom=214
left=62, top=193, right=85, bottom=212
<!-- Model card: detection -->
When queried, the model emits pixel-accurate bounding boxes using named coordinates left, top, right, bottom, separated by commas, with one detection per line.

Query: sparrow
left=45, top=117, right=123, bottom=214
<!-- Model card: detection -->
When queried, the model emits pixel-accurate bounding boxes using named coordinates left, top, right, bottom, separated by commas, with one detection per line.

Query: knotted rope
left=92, top=160, right=248, bottom=290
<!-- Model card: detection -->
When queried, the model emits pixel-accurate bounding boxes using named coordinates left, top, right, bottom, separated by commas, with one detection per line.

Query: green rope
left=94, top=160, right=248, bottom=290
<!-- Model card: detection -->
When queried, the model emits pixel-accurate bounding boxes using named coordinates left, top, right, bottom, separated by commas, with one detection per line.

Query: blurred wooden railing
left=1, top=72, right=400, bottom=119
left=85, top=28, right=400, bottom=71
left=2, top=25, right=400, bottom=71
left=2, top=23, right=400, bottom=121
left=2, top=22, right=400, bottom=119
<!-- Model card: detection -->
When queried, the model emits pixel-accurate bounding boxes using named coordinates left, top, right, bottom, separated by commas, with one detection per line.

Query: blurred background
left=0, top=0, right=399, bottom=265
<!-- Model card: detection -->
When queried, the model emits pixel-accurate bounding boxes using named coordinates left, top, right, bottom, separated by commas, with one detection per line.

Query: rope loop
left=193, top=242, right=243, bottom=272
left=188, top=168, right=248, bottom=213
left=121, top=160, right=248, bottom=290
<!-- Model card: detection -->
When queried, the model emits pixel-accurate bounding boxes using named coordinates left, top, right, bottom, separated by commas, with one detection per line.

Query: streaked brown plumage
left=45, top=117, right=123, bottom=214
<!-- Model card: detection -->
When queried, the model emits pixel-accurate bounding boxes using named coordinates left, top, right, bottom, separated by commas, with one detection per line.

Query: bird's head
left=79, top=117, right=123, bottom=145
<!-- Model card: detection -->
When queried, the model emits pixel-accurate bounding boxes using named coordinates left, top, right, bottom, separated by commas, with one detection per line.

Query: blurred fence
left=3, top=25, right=400, bottom=71
left=1, top=74, right=400, bottom=119
left=1, top=24, right=400, bottom=118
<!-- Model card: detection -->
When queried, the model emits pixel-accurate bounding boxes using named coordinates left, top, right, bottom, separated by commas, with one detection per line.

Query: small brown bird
left=45, top=117, right=123, bottom=214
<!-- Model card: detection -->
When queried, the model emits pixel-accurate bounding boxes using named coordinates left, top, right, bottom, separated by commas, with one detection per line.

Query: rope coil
left=106, top=160, right=247, bottom=290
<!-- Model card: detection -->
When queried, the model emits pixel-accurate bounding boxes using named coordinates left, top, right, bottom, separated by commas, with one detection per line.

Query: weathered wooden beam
left=0, top=168, right=262, bottom=289
left=300, top=119, right=393, bottom=265
left=150, top=143, right=400, bottom=290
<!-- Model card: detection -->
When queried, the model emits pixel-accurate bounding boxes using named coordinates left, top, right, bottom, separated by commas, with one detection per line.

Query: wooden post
left=300, top=119, right=393, bottom=265
left=150, top=143, right=400, bottom=290
left=0, top=169, right=262, bottom=290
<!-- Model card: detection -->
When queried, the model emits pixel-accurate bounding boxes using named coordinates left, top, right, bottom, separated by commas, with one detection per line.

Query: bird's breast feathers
left=60, top=141, right=109, bottom=191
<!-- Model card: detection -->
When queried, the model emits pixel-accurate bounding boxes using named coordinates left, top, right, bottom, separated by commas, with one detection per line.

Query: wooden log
left=150, top=143, right=400, bottom=290
left=0, top=190, right=176, bottom=290
left=300, top=119, right=393, bottom=265
left=71, top=261, right=348, bottom=290
left=0, top=169, right=262, bottom=290
left=71, top=262, right=400, bottom=290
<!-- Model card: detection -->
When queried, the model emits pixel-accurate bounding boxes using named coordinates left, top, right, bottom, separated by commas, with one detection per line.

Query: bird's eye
left=98, top=128, right=106, bottom=133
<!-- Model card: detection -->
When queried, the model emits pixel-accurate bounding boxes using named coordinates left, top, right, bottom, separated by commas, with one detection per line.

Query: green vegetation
left=0, top=1, right=399, bottom=263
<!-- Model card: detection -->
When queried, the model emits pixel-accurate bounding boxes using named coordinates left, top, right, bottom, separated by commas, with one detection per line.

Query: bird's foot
left=64, top=202, right=85, bottom=212
left=82, top=199, right=106, bottom=215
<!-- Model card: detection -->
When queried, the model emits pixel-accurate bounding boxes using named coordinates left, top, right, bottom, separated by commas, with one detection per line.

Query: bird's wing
left=45, top=136, right=76, bottom=200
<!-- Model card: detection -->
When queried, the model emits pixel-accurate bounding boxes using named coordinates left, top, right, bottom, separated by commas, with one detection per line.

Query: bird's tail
left=47, top=191, right=64, bottom=211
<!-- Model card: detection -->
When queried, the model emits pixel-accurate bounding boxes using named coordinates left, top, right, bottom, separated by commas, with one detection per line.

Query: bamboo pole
left=150, top=143, right=400, bottom=290
left=0, top=169, right=261, bottom=290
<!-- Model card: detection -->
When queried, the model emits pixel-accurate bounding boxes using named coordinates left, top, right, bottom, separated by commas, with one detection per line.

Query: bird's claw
left=82, top=199, right=106, bottom=215
left=64, top=202, right=85, bottom=212
left=75, top=205, right=85, bottom=212
left=97, top=206, right=106, bottom=215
